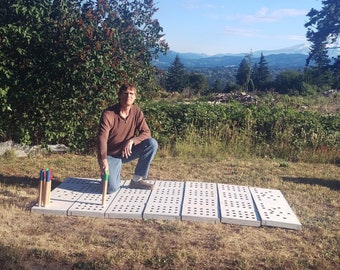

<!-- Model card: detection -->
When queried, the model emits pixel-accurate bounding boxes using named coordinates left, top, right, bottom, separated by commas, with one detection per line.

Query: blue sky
left=155, top=0, right=322, bottom=55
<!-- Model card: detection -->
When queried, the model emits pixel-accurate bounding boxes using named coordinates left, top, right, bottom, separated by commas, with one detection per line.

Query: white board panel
left=218, top=184, right=261, bottom=227
left=105, top=180, right=153, bottom=219
left=143, top=180, right=184, bottom=220
left=31, top=178, right=302, bottom=230
left=249, top=187, right=302, bottom=230
left=181, top=181, right=220, bottom=223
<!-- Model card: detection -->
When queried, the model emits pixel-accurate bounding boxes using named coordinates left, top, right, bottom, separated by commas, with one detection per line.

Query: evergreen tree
left=236, top=53, right=254, bottom=91
left=253, top=53, right=270, bottom=91
left=236, top=58, right=249, bottom=87
left=305, top=0, right=340, bottom=67
left=211, top=79, right=222, bottom=93
left=165, top=55, right=186, bottom=92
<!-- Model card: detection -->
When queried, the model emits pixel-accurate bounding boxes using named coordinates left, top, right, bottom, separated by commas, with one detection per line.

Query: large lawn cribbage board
left=31, top=177, right=302, bottom=230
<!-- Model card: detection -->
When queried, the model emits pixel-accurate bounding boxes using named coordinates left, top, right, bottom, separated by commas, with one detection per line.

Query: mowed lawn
left=0, top=153, right=339, bottom=269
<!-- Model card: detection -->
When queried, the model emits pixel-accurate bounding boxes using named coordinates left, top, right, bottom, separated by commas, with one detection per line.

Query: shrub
left=143, top=101, right=339, bottom=163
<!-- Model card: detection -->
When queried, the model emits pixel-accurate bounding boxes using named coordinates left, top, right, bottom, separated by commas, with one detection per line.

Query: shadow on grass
left=0, top=242, right=73, bottom=270
left=0, top=175, right=64, bottom=211
left=0, top=243, right=20, bottom=269
left=281, top=177, right=340, bottom=191
left=0, top=174, right=63, bottom=189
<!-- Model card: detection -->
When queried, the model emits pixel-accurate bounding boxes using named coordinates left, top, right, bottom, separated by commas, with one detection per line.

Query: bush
left=1, top=96, right=338, bottom=163
left=143, top=101, right=339, bottom=163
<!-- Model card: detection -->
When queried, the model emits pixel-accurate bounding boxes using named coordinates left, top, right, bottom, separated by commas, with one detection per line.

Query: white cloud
left=223, top=27, right=306, bottom=43
left=284, top=35, right=306, bottom=41
left=223, top=26, right=260, bottom=37
left=182, top=0, right=224, bottom=10
left=182, top=0, right=206, bottom=9
left=228, top=7, right=307, bottom=23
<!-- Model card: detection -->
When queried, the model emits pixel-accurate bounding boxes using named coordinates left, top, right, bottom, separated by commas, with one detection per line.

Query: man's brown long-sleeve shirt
left=97, top=104, right=151, bottom=163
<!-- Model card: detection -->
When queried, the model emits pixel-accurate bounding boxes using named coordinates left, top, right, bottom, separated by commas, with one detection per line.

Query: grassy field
left=0, top=153, right=339, bottom=270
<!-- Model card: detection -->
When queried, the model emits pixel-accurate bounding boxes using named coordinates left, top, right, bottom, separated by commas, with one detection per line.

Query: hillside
left=152, top=44, right=322, bottom=70
left=154, top=51, right=308, bottom=70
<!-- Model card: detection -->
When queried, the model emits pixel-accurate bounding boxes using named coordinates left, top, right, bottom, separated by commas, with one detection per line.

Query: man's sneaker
left=129, top=179, right=154, bottom=190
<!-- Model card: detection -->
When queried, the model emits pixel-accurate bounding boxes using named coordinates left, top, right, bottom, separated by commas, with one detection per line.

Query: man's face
left=119, top=87, right=137, bottom=106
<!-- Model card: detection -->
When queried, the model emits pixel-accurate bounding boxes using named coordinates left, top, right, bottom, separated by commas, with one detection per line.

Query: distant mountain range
left=152, top=44, right=338, bottom=70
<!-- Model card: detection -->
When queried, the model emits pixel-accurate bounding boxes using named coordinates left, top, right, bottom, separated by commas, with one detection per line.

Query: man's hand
left=100, top=159, right=109, bottom=175
left=122, top=139, right=134, bottom=158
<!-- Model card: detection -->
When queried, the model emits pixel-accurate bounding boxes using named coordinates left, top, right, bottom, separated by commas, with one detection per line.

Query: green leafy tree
left=303, top=66, right=335, bottom=92
left=305, top=0, right=340, bottom=67
left=274, top=70, right=303, bottom=95
left=165, top=54, right=186, bottom=92
left=330, top=55, right=340, bottom=89
left=186, top=72, right=208, bottom=95
left=0, top=0, right=168, bottom=150
left=224, top=81, right=239, bottom=93
left=0, top=0, right=57, bottom=144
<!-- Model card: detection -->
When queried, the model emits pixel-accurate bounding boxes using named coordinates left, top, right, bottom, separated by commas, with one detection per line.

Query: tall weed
left=143, top=101, right=339, bottom=164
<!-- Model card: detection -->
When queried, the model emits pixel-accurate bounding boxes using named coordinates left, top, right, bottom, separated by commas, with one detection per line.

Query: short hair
left=118, top=83, right=137, bottom=95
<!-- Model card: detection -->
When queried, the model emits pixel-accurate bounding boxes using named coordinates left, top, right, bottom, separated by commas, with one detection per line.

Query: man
left=97, top=83, right=158, bottom=193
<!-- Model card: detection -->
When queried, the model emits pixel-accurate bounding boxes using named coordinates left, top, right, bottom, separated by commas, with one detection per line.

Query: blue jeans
left=103, top=138, right=158, bottom=193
